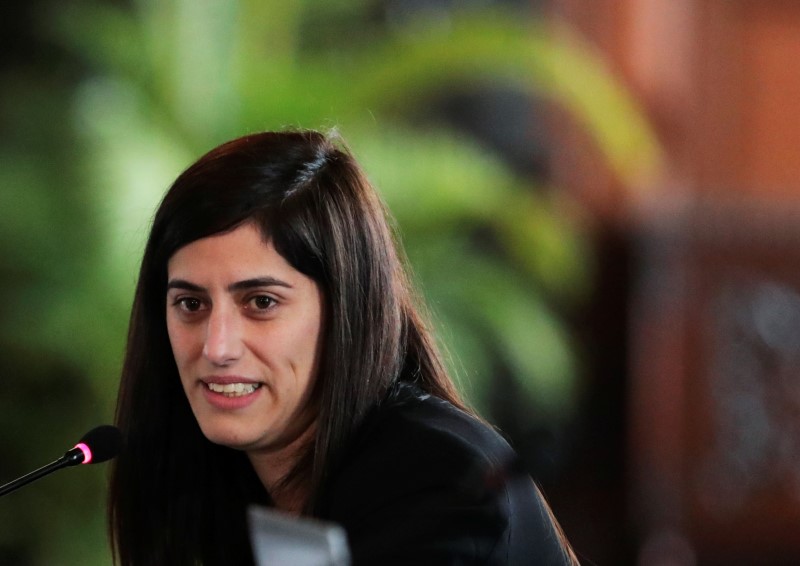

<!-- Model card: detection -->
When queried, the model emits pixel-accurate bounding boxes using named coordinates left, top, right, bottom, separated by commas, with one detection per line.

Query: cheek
left=166, top=319, right=195, bottom=367
left=296, top=317, right=324, bottom=379
left=266, top=320, right=322, bottom=380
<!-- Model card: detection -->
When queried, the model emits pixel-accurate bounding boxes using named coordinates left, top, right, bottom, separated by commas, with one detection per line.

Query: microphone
left=0, top=425, right=122, bottom=498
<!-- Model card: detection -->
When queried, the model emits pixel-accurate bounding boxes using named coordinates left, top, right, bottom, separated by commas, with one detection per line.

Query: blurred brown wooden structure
left=549, top=0, right=800, bottom=564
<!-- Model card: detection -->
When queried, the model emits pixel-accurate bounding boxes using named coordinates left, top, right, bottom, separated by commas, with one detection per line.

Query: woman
left=109, top=130, right=577, bottom=565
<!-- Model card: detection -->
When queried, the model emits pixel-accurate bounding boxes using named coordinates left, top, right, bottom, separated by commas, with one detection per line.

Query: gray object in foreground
left=248, top=505, right=351, bottom=566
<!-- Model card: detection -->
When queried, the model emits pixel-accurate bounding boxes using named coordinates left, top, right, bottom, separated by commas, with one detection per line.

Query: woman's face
left=166, top=222, right=324, bottom=456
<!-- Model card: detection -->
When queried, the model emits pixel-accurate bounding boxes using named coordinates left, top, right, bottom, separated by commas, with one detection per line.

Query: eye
left=174, top=297, right=204, bottom=312
left=247, top=295, right=276, bottom=311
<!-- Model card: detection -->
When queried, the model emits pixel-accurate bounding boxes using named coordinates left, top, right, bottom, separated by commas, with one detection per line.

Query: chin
left=197, top=419, right=265, bottom=451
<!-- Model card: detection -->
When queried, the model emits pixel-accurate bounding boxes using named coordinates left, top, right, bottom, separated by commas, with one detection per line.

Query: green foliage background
left=0, top=1, right=657, bottom=563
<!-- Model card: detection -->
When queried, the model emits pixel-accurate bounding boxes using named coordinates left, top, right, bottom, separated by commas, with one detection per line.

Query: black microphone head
left=74, top=425, right=122, bottom=464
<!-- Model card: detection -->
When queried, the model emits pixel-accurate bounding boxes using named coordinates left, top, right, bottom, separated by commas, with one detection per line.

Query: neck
left=246, top=421, right=316, bottom=515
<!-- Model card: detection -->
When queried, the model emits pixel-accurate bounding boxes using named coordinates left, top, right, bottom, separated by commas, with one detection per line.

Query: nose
left=202, top=306, right=244, bottom=366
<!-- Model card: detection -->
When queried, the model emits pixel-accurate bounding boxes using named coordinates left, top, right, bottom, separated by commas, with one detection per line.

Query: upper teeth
left=207, top=382, right=260, bottom=396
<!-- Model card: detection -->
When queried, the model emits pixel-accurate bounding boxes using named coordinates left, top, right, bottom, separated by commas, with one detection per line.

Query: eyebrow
left=166, top=277, right=294, bottom=293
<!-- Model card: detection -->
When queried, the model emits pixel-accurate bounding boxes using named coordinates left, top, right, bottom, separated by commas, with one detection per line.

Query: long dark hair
left=108, top=130, right=465, bottom=565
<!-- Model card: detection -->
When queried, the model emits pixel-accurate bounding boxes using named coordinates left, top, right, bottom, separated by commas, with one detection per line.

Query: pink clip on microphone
left=73, top=442, right=93, bottom=464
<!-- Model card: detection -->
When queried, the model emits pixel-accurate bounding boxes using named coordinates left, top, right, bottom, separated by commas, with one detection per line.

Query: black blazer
left=317, top=383, right=574, bottom=565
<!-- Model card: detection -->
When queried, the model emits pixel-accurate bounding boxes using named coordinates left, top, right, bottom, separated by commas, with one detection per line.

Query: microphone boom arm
left=0, top=425, right=120, bottom=498
left=0, top=447, right=84, bottom=497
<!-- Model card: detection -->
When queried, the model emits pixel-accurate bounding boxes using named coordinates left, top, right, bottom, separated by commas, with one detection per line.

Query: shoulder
left=318, top=382, right=572, bottom=565
left=358, top=382, right=515, bottom=477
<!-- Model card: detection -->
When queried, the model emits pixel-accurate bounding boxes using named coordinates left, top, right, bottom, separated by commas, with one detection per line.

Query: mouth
left=204, top=381, right=263, bottom=398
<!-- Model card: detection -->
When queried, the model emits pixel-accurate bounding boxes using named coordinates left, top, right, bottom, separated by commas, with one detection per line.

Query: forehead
left=166, top=223, right=293, bottom=281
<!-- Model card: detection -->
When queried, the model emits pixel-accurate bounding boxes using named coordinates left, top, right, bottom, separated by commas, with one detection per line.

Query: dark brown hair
left=108, top=130, right=464, bottom=565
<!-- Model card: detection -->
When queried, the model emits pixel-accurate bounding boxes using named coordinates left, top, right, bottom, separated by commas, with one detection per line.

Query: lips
left=201, top=376, right=264, bottom=408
